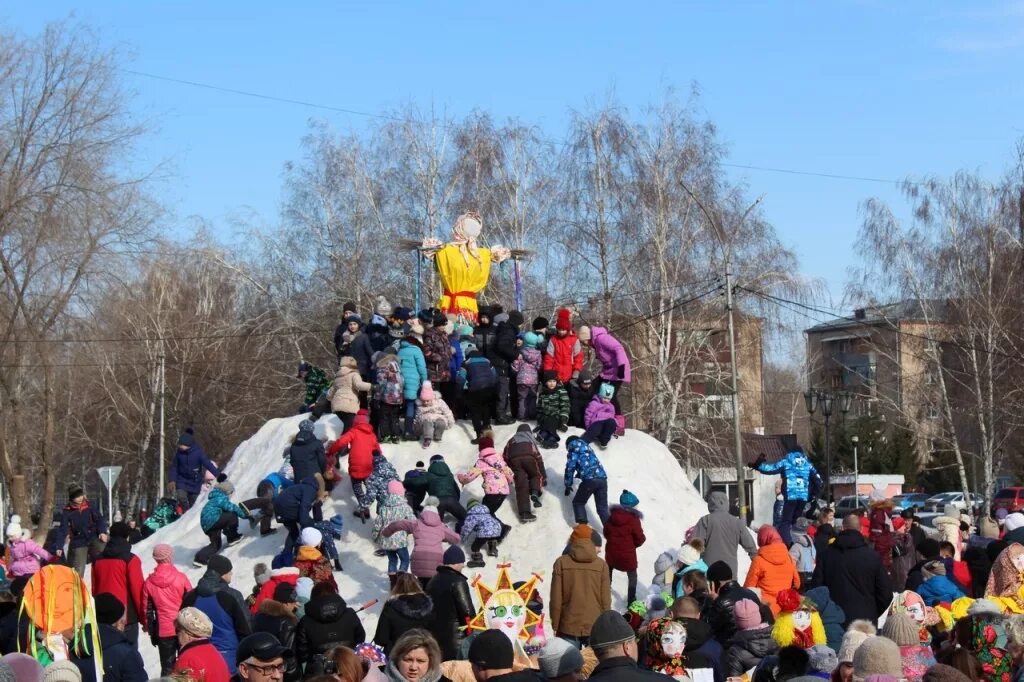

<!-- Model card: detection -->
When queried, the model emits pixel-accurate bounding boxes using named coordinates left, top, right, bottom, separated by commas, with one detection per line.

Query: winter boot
left=260, top=527, right=279, bottom=537
left=467, top=552, right=486, bottom=569
left=421, top=438, right=432, bottom=449
left=487, top=540, right=499, bottom=557
left=402, top=432, right=418, bottom=442
left=334, top=558, right=344, bottom=572
left=519, top=512, right=537, bottom=523
left=470, top=436, right=481, bottom=445
left=496, top=414, right=516, bottom=426
left=531, top=492, right=543, bottom=508
left=498, top=523, right=512, bottom=543
left=374, top=548, right=387, bottom=557
left=226, top=534, right=243, bottom=548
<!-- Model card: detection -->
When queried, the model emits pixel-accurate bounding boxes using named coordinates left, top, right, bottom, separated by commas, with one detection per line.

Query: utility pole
left=725, top=260, right=747, bottom=520
left=158, top=350, right=166, bottom=500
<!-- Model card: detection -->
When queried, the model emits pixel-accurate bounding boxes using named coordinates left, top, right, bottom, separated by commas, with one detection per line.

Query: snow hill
left=133, top=414, right=749, bottom=675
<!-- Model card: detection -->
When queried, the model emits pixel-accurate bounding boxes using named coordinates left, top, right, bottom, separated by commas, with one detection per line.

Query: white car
left=923, top=492, right=983, bottom=514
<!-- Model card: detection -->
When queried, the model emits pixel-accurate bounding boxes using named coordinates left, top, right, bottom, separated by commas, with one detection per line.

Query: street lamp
left=851, top=435, right=860, bottom=500
left=805, top=389, right=854, bottom=504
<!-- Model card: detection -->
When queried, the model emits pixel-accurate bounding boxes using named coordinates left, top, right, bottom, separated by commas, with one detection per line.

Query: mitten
left=216, top=473, right=228, bottom=483
left=617, top=365, right=626, bottom=380
left=564, top=488, right=572, bottom=497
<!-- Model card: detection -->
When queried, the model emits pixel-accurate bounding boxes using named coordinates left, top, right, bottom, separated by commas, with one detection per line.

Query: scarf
left=451, top=212, right=484, bottom=266
left=986, top=544, right=1024, bottom=597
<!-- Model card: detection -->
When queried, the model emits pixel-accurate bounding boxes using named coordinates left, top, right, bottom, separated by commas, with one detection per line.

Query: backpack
left=376, top=363, right=404, bottom=406
left=795, top=540, right=816, bottom=574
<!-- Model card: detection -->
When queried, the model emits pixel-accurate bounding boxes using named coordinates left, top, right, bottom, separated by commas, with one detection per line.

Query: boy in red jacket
left=326, top=410, right=380, bottom=519
left=91, top=521, right=146, bottom=646
left=542, top=308, right=584, bottom=384
left=604, top=490, right=646, bottom=609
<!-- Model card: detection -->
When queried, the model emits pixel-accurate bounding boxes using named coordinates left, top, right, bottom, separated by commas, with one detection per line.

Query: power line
left=125, top=68, right=926, bottom=188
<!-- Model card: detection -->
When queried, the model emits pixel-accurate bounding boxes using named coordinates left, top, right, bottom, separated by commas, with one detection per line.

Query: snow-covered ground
left=133, top=414, right=750, bottom=675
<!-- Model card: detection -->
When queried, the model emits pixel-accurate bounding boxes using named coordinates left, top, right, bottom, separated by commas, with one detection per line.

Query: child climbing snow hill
left=413, top=381, right=455, bottom=449
left=460, top=499, right=511, bottom=567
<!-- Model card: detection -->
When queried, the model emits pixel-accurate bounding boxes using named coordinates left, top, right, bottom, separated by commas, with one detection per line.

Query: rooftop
left=804, top=299, right=949, bottom=334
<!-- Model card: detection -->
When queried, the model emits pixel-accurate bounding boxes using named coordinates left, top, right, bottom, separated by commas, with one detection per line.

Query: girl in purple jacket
left=582, top=383, right=619, bottom=449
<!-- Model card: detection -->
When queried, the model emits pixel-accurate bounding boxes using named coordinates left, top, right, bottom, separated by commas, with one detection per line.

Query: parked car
left=993, top=487, right=1024, bottom=515
left=835, top=495, right=871, bottom=517
left=923, top=492, right=983, bottom=514
left=892, top=493, right=930, bottom=512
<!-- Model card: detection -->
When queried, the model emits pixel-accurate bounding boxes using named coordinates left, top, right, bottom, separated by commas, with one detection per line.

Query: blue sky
left=5, top=1, right=1024, bottom=310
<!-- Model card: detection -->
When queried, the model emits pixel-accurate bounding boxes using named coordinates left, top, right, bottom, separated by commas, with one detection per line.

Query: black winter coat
left=288, top=432, right=326, bottom=485
left=589, top=656, right=675, bottom=681
left=252, top=599, right=300, bottom=682
left=352, top=322, right=391, bottom=379
left=722, top=626, right=779, bottom=677
left=274, top=482, right=317, bottom=526
left=568, top=381, right=594, bottom=428
left=493, top=321, right=520, bottom=371
left=963, top=542, right=992, bottom=598
left=295, top=593, right=366, bottom=666
left=373, top=593, right=436, bottom=655
left=811, top=529, right=892, bottom=626
left=474, top=322, right=501, bottom=368
left=813, top=523, right=836, bottom=556
left=705, top=581, right=773, bottom=646
left=426, top=566, right=476, bottom=660
left=97, top=623, right=148, bottom=682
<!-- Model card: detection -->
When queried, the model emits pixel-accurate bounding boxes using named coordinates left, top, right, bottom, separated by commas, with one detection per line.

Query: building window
left=925, top=368, right=936, bottom=385
left=927, top=404, right=940, bottom=420
left=701, top=395, right=735, bottom=419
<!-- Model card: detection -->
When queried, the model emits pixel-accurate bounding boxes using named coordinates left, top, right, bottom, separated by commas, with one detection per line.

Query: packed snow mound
left=134, top=414, right=750, bottom=674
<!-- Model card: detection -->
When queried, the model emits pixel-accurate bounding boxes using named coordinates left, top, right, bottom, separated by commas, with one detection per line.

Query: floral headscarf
left=960, top=616, right=1011, bottom=682
left=451, top=212, right=484, bottom=266
left=986, top=543, right=1024, bottom=598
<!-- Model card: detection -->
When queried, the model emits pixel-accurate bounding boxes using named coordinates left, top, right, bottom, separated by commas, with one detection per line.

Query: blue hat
left=177, top=429, right=195, bottom=447
left=599, top=383, right=615, bottom=400
left=298, top=419, right=315, bottom=434
left=328, top=515, right=345, bottom=538
left=392, top=306, right=411, bottom=321
left=443, top=545, right=466, bottom=565
left=620, top=490, right=639, bottom=508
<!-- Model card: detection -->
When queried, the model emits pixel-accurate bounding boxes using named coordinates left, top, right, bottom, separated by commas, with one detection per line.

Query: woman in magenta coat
left=577, top=325, right=630, bottom=414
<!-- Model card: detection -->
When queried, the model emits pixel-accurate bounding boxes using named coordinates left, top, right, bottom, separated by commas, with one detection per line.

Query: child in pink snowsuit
left=8, top=529, right=52, bottom=577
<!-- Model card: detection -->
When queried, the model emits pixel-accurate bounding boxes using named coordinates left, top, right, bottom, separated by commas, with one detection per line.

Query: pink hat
left=153, top=544, right=174, bottom=564
left=734, top=598, right=762, bottom=630
left=420, top=381, right=435, bottom=402
left=388, top=480, right=405, bottom=495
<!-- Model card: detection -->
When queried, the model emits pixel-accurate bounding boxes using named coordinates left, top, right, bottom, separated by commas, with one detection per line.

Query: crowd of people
left=2, top=297, right=1024, bottom=682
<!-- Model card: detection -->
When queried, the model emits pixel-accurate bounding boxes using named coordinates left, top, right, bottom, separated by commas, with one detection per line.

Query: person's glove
left=216, top=473, right=228, bottom=483
left=564, top=487, right=572, bottom=497
left=617, top=365, right=626, bottom=380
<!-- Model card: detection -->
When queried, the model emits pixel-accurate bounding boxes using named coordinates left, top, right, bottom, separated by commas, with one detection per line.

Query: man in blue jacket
left=181, top=555, right=251, bottom=675
left=169, top=429, right=223, bottom=510
left=54, top=483, right=109, bottom=576
left=751, top=448, right=822, bottom=546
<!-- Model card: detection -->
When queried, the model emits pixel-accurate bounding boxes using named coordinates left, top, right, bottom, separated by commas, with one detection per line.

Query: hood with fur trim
left=258, top=598, right=298, bottom=624
left=389, top=593, right=434, bottom=620
left=609, top=504, right=644, bottom=520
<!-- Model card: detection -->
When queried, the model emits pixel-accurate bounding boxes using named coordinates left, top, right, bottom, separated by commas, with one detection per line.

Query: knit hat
left=443, top=545, right=466, bottom=566
left=571, top=524, right=594, bottom=543
left=589, top=609, right=635, bottom=648
left=522, top=332, right=542, bottom=349
left=508, top=311, right=525, bottom=328
left=296, top=577, right=314, bottom=602
left=838, top=620, right=877, bottom=664
left=67, top=484, right=84, bottom=500
left=619, top=490, right=639, bottom=508
left=706, top=560, right=733, bottom=583
left=542, top=369, right=558, bottom=383
left=375, top=296, right=393, bottom=318
left=967, top=598, right=1003, bottom=616
left=4, top=521, right=20, bottom=540
left=468, top=629, right=515, bottom=670
left=478, top=436, right=495, bottom=451
left=891, top=517, right=906, bottom=532
left=923, top=664, right=972, bottom=682
left=1003, top=512, right=1024, bottom=531
left=420, top=381, right=435, bottom=402
left=216, top=480, right=235, bottom=496
left=677, top=544, right=702, bottom=567
left=387, top=480, right=405, bottom=495
left=208, top=555, right=232, bottom=577
left=852, top=636, right=902, bottom=681
left=1, top=653, right=42, bottom=682
left=578, top=371, right=593, bottom=384
left=578, top=325, right=592, bottom=342
left=734, top=598, right=762, bottom=630
left=943, top=504, right=959, bottom=519
left=880, top=611, right=919, bottom=646
left=556, top=308, right=572, bottom=331
left=253, top=563, right=271, bottom=586
left=794, top=516, right=811, bottom=532
left=598, top=383, right=615, bottom=400
left=538, top=636, right=584, bottom=679
left=41, top=660, right=80, bottom=682
left=532, top=316, right=549, bottom=332
left=429, top=454, right=444, bottom=463
left=300, top=526, right=322, bottom=548
left=979, top=517, right=1000, bottom=539
left=153, top=544, right=174, bottom=564
left=422, top=496, right=440, bottom=517
left=177, top=429, right=196, bottom=448
left=109, top=521, right=131, bottom=540
left=94, top=593, right=125, bottom=625
left=922, top=559, right=946, bottom=580
left=996, top=508, right=1009, bottom=521
left=176, top=606, right=214, bottom=638
left=274, top=582, right=298, bottom=604
left=807, top=644, right=839, bottom=674
left=392, top=305, right=411, bottom=322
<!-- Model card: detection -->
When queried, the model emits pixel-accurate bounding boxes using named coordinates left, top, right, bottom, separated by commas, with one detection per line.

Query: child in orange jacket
left=743, top=525, right=800, bottom=616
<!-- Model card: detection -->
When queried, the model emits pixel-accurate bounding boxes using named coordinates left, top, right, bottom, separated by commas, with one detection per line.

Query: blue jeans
left=404, top=399, right=417, bottom=436
left=387, top=547, right=410, bottom=574
left=572, top=478, right=609, bottom=525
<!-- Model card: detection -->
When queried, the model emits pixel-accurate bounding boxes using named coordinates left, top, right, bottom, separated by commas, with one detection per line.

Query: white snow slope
left=133, top=415, right=750, bottom=675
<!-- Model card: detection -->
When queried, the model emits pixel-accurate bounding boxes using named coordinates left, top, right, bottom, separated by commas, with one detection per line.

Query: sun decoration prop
left=466, top=563, right=544, bottom=645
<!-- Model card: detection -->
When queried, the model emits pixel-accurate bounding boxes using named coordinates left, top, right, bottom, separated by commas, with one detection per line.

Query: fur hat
left=808, top=644, right=839, bottom=674
left=420, top=381, right=435, bottom=402
left=387, top=480, right=405, bottom=495
left=619, top=490, right=639, bottom=508
left=881, top=611, right=919, bottom=646
left=979, top=517, right=1000, bottom=539
left=176, top=606, right=213, bottom=638
left=922, top=559, right=946, bottom=580
left=216, top=480, right=235, bottom=496
left=852, top=636, right=902, bottom=681
left=838, top=620, right=877, bottom=664
left=556, top=308, right=572, bottom=331
left=943, top=504, right=959, bottom=519
left=1003, top=512, right=1024, bottom=531
left=578, top=325, right=592, bottom=342
left=300, top=527, right=322, bottom=548
left=734, top=598, right=762, bottom=630
left=392, top=306, right=411, bottom=321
